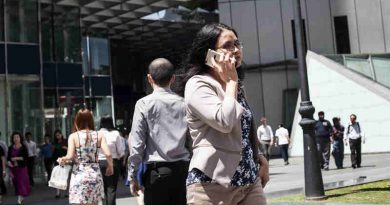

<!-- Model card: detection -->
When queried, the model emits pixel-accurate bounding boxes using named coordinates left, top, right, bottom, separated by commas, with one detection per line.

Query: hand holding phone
left=205, top=49, right=224, bottom=68
left=205, top=49, right=238, bottom=83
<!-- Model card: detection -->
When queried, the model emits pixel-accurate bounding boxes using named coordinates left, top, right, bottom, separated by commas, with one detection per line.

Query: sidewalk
left=1, top=153, right=388, bottom=205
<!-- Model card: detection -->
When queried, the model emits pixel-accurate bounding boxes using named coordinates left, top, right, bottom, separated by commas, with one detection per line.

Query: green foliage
left=269, top=179, right=390, bottom=204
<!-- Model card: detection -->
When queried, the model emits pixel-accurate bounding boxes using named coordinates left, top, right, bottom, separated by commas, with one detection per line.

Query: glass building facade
left=0, top=0, right=114, bottom=143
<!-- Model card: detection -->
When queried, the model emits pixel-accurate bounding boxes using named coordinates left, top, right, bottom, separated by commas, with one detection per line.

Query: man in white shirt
left=275, top=124, right=290, bottom=165
left=344, top=114, right=365, bottom=169
left=257, top=117, right=274, bottom=161
left=24, top=132, right=37, bottom=186
left=98, top=116, right=126, bottom=205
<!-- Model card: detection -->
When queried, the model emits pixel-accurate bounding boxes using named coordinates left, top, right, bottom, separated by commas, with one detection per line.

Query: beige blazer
left=185, top=74, right=245, bottom=187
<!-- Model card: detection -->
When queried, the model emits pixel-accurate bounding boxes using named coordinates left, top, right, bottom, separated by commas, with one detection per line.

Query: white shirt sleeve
left=257, top=127, right=261, bottom=140
left=269, top=126, right=274, bottom=138
left=115, top=132, right=125, bottom=158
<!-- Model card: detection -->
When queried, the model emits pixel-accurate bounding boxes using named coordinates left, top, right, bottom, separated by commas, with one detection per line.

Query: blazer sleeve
left=187, top=81, right=242, bottom=134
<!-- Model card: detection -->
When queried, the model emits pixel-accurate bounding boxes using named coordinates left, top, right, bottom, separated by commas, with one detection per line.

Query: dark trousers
left=143, top=161, right=189, bottom=205
left=316, top=138, right=330, bottom=169
left=44, top=158, right=53, bottom=182
left=27, top=156, right=35, bottom=186
left=99, top=159, right=121, bottom=205
left=260, top=140, right=272, bottom=161
left=349, top=138, right=362, bottom=167
left=0, top=166, right=6, bottom=194
left=280, top=144, right=289, bottom=162
left=332, top=140, right=344, bottom=168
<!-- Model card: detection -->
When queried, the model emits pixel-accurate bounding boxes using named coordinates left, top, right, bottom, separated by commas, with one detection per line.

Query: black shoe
left=352, top=165, right=356, bottom=169
left=284, top=161, right=289, bottom=165
left=357, top=165, right=361, bottom=168
left=55, top=194, right=60, bottom=199
left=324, top=167, right=329, bottom=171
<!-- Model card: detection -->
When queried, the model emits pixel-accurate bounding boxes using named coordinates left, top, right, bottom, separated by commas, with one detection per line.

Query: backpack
left=347, top=122, right=360, bottom=135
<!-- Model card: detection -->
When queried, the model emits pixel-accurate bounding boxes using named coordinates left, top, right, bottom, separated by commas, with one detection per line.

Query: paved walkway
left=1, top=153, right=389, bottom=205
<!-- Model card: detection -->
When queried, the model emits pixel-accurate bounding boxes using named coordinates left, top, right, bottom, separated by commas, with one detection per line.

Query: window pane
left=6, top=0, right=38, bottom=43
left=90, top=37, right=110, bottom=75
left=54, top=7, right=81, bottom=63
left=8, top=77, right=43, bottom=141
left=0, top=2, right=4, bottom=41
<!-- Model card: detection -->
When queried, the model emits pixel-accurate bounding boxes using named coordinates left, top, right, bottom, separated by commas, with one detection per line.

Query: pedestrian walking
left=275, top=124, right=290, bottom=165
left=52, top=129, right=68, bottom=198
left=0, top=132, right=7, bottom=195
left=57, top=108, right=113, bottom=205
left=257, top=117, right=274, bottom=161
left=0, top=143, right=6, bottom=204
left=314, top=111, right=333, bottom=170
left=98, top=115, right=125, bottom=205
left=24, top=132, right=37, bottom=187
left=179, top=23, right=269, bottom=205
left=40, top=134, right=54, bottom=182
left=344, top=114, right=365, bottom=169
left=128, top=58, right=191, bottom=205
left=331, top=117, right=345, bottom=169
left=7, top=131, right=30, bottom=204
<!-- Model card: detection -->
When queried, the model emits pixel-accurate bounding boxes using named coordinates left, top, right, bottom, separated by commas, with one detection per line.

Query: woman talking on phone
left=178, top=23, right=269, bottom=204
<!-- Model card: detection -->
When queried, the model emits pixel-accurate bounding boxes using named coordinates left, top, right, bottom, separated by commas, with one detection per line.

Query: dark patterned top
left=186, top=85, right=258, bottom=186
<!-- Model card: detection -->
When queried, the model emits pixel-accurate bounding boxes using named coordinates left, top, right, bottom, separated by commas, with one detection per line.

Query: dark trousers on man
left=280, top=144, right=289, bottom=164
left=27, top=156, right=35, bottom=186
left=260, top=140, right=272, bottom=161
left=99, top=159, right=121, bottom=205
left=349, top=138, right=362, bottom=168
left=316, top=138, right=330, bottom=170
left=44, top=158, right=53, bottom=182
left=143, top=161, right=189, bottom=205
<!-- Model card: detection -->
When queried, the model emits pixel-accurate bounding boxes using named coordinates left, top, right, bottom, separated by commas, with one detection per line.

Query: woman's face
left=13, top=134, right=21, bottom=144
left=55, top=132, right=62, bottom=140
left=215, top=29, right=243, bottom=68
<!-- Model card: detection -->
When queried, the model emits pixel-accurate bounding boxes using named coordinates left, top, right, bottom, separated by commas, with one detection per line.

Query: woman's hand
left=57, top=157, right=66, bottom=166
left=258, top=155, right=269, bottom=188
left=11, top=157, right=19, bottom=162
left=211, top=52, right=238, bottom=83
left=105, top=165, right=114, bottom=176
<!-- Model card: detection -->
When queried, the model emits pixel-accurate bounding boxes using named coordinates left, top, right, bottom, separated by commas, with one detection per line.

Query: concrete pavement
left=1, top=153, right=389, bottom=205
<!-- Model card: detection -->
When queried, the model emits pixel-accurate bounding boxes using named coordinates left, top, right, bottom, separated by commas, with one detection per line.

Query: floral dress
left=69, top=131, right=104, bottom=204
left=187, top=84, right=258, bottom=186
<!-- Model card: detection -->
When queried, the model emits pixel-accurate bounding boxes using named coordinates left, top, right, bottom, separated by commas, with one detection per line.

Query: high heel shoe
left=17, top=195, right=24, bottom=204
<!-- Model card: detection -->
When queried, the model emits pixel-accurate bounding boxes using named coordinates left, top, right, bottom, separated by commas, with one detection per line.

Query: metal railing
left=325, top=54, right=390, bottom=89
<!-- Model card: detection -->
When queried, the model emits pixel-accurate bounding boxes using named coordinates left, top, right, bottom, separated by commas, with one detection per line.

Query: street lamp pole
left=292, top=0, right=326, bottom=200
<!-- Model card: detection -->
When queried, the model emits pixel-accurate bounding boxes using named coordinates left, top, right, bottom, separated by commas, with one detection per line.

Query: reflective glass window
left=8, top=77, right=43, bottom=141
left=88, top=37, right=110, bottom=75
left=6, top=0, right=38, bottom=43
left=0, top=2, right=4, bottom=41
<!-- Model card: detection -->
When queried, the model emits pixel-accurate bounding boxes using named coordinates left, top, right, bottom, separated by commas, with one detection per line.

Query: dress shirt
left=344, top=122, right=364, bottom=140
left=275, top=127, right=289, bottom=145
left=257, top=125, right=273, bottom=141
left=25, top=140, right=37, bottom=157
left=98, top=128, right=125, bottom=160
left=128, top=87, right=190, bottom=181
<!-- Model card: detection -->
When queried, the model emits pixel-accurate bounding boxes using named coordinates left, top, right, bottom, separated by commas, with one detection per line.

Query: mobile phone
left=205, top=49, right=224, bottom=68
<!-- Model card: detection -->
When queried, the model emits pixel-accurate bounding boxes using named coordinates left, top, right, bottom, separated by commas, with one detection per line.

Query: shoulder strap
left=76, top=132, right=82, bottom=158
left=95, top=131, right=99, bottom=162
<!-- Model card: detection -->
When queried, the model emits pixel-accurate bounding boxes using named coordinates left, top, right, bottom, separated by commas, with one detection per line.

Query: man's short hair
left=318, top=111, right=324, bottom=116
left=148, top=58, right=174, bottom=87
left=350, top=114, right=357, bottom=119
left=25, top=132, right=32, bottom=136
